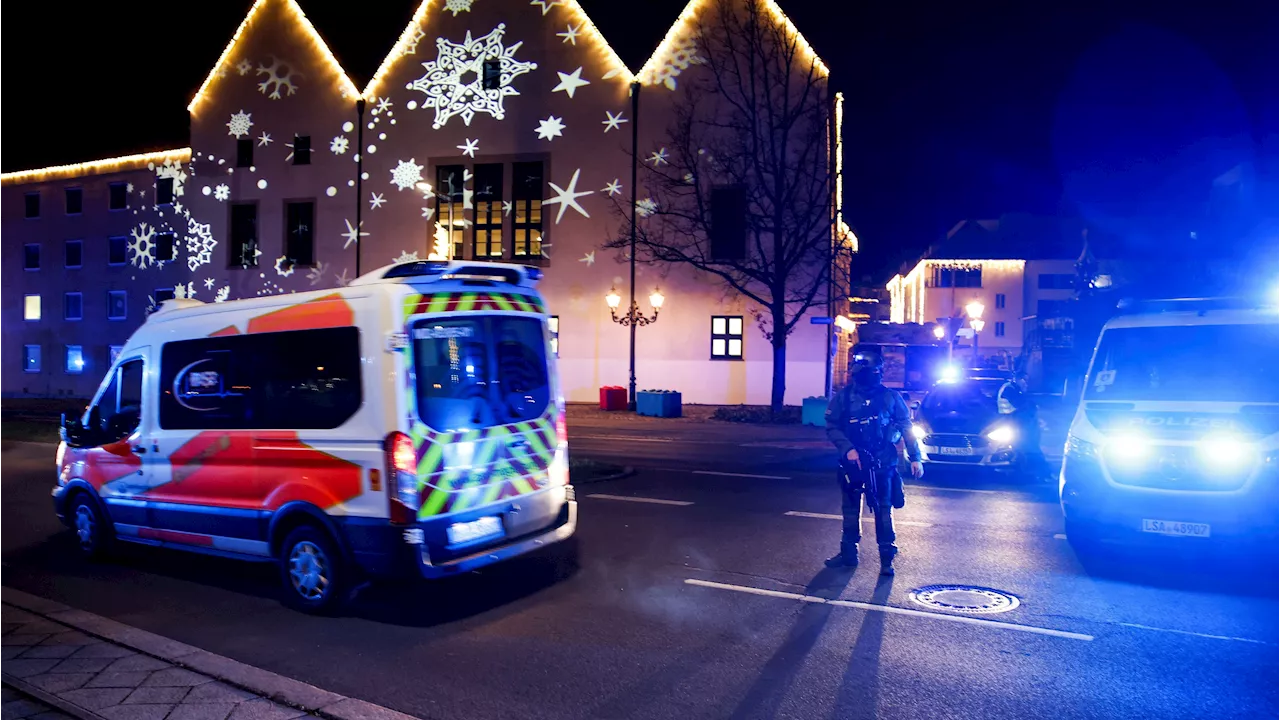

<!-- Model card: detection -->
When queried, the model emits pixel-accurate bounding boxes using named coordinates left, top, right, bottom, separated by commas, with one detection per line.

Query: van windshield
left=1086, top=323, right=1279, bottom=402
left=411, top=316, right=551, bottom=431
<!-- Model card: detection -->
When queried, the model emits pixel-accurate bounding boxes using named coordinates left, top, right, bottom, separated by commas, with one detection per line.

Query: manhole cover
left=909, top=585, right=1020, bottom=614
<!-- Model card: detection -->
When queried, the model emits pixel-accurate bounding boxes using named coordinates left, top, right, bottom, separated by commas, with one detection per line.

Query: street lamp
left=965, top=300, right=985, bottom=365
left=606, top=285, right=664, bottom=411
left=932, top=324, right=945, bottom=340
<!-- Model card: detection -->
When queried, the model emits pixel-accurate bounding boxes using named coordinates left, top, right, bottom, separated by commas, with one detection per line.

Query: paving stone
left=39, top=632, right=99, bottom=647
left=227, top=699, right=305, bottom=720
left=2, top=647, right=29, bottom=660
left=2, top=634, right=51, bottom=648
left=70, top=645, right=136, bottom=659
left=3, top=660, right=61, bottom=679
left=50, top=657, right=116, bottom=674
left=104, top=656, right=171, bottom=674
left=0, top=689, right=20, bottom=704
left=26, top=673, right=94, bottom=694
left=56, top=688, right=132, bottom=711
left=18, top=645, right=79, bottom=660
left=2, top=698, right=47, bottom=720
left=141, top=669, right=211, bottom=688
left=100, top=704, right=176, bottom=720
left=28, top=712, right=74, bottom=720
left=0, top=608, right=43, bottom=624
left=167, top=704, right=236, bottom=720
left=8, top=621, right=65, bottom=635
left=1, top=624, right=20, bottom=636
left=124, top=687, right=191, bottom=705
left=87, top=672, right=156, bottom=689
left=183, top=683, right=255, bottom=705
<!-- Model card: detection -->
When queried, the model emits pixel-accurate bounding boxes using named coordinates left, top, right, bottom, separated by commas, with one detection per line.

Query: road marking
left=585, top=493, right=693, bottom=506
left=1053, top=533, right=1067, bottom=540
left=1118, top=622, right=1275, bottom=646
left=694, top=470, right=791, bottom=480
left=910, top=486, right=1007, bottom=495
left=572, top=435, right=677, bottom=443
left=684, top=578, right=1094, bottom=641
left=783, top=511, right=933, bottom=527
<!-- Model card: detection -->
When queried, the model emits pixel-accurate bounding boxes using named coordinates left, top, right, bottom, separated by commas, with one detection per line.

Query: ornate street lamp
left=966, top=300, right=986, bottom=365
left=606, top=286, right=664, bottom=410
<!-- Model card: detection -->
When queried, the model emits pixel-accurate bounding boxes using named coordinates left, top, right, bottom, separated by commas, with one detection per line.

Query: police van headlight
left=1197, top=434, right=1255, bottom=472
left=1104, top=431, right=1152, bottom=465
left=986, top=424, right=1016, bottom=446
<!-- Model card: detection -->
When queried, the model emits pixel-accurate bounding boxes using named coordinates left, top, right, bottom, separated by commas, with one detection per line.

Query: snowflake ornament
left=236, top=59, right=253, bottom=76
left=214, top=184, right=230, bottom=202
left=256, top=56, right=301, bottom=99
left=458, top=138, right=479, bottom=158
left=603, top=179, right=622, bottom=196
left=258, top=132, right=273, bottom=147
left=535, top=115, right=565, bottom=141
left=330, top=136, right=349, bottom=155
left=636, top=198, right=658, bottom=217
left=602, top=110, right=627, bottom=132
left=552, top=67, right=590, bottom=98
left=580, top=251, right=596, bottom=266
left=204, top=278, right=216, bottom=290
left=185, top=217, right=217, bottom=272
left=390, top=158, right=425, bottom=191
left=370, top=192, right=386, bottom=209
left=274, top=256, right=296, bottom=277
left=215, top=286, right=231, bottom=303
left=406, top=24, right=537, bottom=129
left=394, top=250, right=422, bottom=264
left=156, top=159, right=187, bottom=197
left=557, top=24, right=580, bottom=45
left=401, top=30, right=427, bottom=57
left=307, top=261, right=330, bottom=287
left=227, top=110, right=253, bottom=138
left=652, top=35, right=706, bottom=90
left=335, top=268, right=352, bottom=287
left=543, top=169, right=593, bottom=223
left=173, top=282, right=194, bottom=300
left=647, top=148, right=670, bottom=166
left=128, top=223, right=157, bottom=269
left=341, top=219, right=369, bottom=249
left=445, top=0, right=474, bottom=15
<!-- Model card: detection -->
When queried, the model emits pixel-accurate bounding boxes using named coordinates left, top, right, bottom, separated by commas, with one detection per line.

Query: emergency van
left=1060, top=296, right=1279, bottom=550
left=54, top=260, right=574, bottom=612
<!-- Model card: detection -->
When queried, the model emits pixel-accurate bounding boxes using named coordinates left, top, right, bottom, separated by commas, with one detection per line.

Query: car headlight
left=986, top=425, right=1015, bottom=446
left=911, top=423, right=928, bottom=440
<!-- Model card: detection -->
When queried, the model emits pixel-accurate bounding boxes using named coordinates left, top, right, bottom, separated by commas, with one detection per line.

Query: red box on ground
left=599, top=386, right=628, bottom=411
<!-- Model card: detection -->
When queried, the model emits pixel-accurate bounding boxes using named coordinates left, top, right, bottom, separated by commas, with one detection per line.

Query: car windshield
left=923, top=382, right=998, bottom=415
left=1086, top=322, right=1279, bottom=402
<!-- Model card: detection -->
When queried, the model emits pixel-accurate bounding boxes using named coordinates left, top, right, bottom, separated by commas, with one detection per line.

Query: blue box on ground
left=802, top=396, right=828, bottom=427
left=637, top=390, right=682, bottom=418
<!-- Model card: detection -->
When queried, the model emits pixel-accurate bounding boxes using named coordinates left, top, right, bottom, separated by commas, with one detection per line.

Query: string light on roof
left=1, top=148, right=192, bottom=185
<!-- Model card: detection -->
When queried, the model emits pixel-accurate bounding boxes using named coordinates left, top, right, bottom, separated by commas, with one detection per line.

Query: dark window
left=709, top=185, right=747, bottom=261
left=1038, top=273, right=1074, bottom=290
left=154, top=288, right=176, bottom=303
left=285, top=201, right=315, bottom=266
left=159, top=327, right=363, bottom=430
left=65, top=345, right=85, bottom=374
left=108, top=291, right=127, bottom=320
left=292, top=135, right=311, bottom=165
left=23, top=244, right=39, bottom=270
left=513, top=161, right=543, bottom=261
left=411, top=316, right=550, bottom=430
left=482, top=59, right=501, bottom=90
left=65, top=187, right=83, bottom=215
left=1037, top=299, right=1070, bottom=318
left=230, top=202, right=259, bottom=267
left=87, top=358, right=143, bottom=442
left=65, top=240, right=83, bottom=268
left=157, top=177, right=175, bottom=205
left=109, top=182, right=128, bottom=210
left=436, top=165, right=466, bottom=259
left=157, top=233, right=177, bottom=263
left=64, top=292, right=83, bottom=321
left=711, top=316, right=744, bottom=360
left=994, top=321, right=1006, bottom=337
left=473, top=164, right=504, bottom=259
left=548, top=315, right=559, bottom=357
left=995, top=293, right=1006, bottom=310
left=24, top=192, right=40, bottom=219
left=108, top=236, right=128, bottom=265
left=931, top=266, right=982, bottom=288
left=236, top=138, right=254, bottom=168
left=23, top=345, right=41, bottom=373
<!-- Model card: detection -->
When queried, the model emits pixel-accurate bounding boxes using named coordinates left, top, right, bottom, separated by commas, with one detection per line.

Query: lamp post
left=965, top=299, right=985, bottom=366
left=606, top=286, right=664, bottom=410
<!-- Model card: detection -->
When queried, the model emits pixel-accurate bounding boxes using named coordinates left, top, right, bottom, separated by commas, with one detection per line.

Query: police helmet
left=851, top=349, right=885, bottom=372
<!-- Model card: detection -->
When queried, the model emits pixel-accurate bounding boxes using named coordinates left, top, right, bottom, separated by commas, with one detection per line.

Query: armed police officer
left=824, top=348, right=923, bottom=575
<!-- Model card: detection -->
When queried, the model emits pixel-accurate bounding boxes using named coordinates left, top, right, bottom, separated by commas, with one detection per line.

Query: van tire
left=70, top=492, right=111, bottom=561
left=278, top=525, right=346, bottom=614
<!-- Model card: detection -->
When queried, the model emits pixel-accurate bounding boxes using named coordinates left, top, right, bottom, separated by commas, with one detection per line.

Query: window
left=994, top=321, right=1006, bottom=337
left=24, top=295, right=40, bottom=321
left=513, top=161, right=543, bottom=261
left=24, top=192, right=40, bottom=219
left=436, top=165, right=467, bottom=259
left=482, top=59, right=502, bottom=90
left=711, top=316, right=744, bottom=360
left=284, top=201, right=315, bottom=266
left=995, top=293, right=1006, bottom=310
left=709, top=185, right=747, bottom=261
left=24, top=243, right=39, bottom=270
left=931, top=266, right=982, bottom=288
left=109, top=345, right=124, bottom=366
left=65, top=187, right=83, bottom=215
left=473, top=164, right=504, bottom=259
left=88, top=358, right=144, bottom=443
left=236, top=138, right=254, bottom=168
left=157, top=177, right=175, bottom=205
left=1038, top=299, right=1070, bottom=318
left=65, top=240, right=83, bottom=269
left=230, top=202, right=259, bottom=266
left=108, top=290, right=127, bottom=320
left=548, top=315, right=559, bottom=357
left=292, top=135, right=311, bottom=165
left=159, top=327, right=363, bottom=430
left=157, top=233, right=177, bottom=263
left=65, top=293, right=84, bottom=321
left=1038, top=273, right=1074, bottom=290
left=65, top=345, right=85, bottom=374
left=108, top=236, right=128, bottom=265
left=109, top=182, right=128, bottom=210
left=23, top=345, right=41, bottom=373
left=154, top=288, right=176, bottom=308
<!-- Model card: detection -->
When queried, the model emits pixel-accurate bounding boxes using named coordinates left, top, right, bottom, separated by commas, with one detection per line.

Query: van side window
left=159, top=327, right=362, bottom=430
left=92, top=358, right=144, bottom=443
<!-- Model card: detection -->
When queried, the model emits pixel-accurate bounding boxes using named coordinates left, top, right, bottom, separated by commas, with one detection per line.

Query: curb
left=1, top=587, right=421, bottom=720
left=2, top=674, right=110, bottom=720
left=570, top=464, right=635, bottom=485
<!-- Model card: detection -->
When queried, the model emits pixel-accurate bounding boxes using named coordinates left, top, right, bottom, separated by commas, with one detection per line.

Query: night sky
left=3, top=0, right=1275, bottom=280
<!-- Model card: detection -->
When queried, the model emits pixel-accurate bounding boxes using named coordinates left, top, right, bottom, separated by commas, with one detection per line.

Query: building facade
left=2, top=0, right=845, bottom=405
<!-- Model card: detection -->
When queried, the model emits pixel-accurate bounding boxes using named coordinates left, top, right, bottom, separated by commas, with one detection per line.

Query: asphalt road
left=3, top=435, right=1277, bottom=720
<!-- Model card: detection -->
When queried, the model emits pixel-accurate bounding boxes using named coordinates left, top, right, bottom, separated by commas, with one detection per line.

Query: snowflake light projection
left=214, top=184, right=230, bottom=202
left=330, top=136, right=349, bottom=154
left=156, top=159, right=187, bottom=198
left=256, top=56, right=301, bottom=99
left=185, top=217, right=217, bottom=272
left=394, top=250, right=422, bottom=264
left=602, top=179, right=622, bottom=196
left=128, top=224, right=157, bottom=269
left=274, top=256, right=296, bottom=277
left=390, top=158, right=425, bottom=191
left=227, top=110, right=253, bottom=137
left=543, top=169, right=593, bottom=223
left=406, top=24, right=537, bottom=129
left=401, top=30, right=427, bottom=57
left=236, top=59, right=253, bottom=76
left=341, top=219, right=369, bottom=249
left=215, top=286, right=231, bottom=303
left=445, top=0, right=474, bottom=15
left=307, top=261, right=330, bottom=286
left=636, top=198, right=658, bottom=217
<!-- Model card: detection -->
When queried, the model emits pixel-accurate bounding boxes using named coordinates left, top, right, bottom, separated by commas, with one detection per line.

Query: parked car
left=910, top=378, right=1025, bottom=476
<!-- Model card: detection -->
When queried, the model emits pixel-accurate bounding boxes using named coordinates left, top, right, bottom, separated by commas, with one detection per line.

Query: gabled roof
left=0, top=148, right=192, bottom=186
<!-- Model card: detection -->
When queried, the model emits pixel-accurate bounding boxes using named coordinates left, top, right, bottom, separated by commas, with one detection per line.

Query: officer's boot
left=825, top=543, right=859, bottom=568
left=879, top=547, right=897, bottom=576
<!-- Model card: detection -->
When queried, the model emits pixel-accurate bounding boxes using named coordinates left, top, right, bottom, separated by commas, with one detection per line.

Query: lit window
left=108, top=236, right=128, bottom=265
left=23, top=345, right=41, bottom=373
left=548, top=315, right=560, bottom=357
left=66, top=240, right=83, bottom=269
left=109, top=345, right=124, bottom=366
left=513, top=161, right=543, bottom=262
left=64, top=292, right=83, bottom=321
left=24, top=244, right=39, bottom=270
left=711, top=315, right=744, bottom=360
left=108, top=291, right=127, bottom=320
left=473, top=164, right=504, bottom=259
left=65, top=345, right=85, bottom=374
left=24, top=295, right=40, bottom=321
left=109, top=182, right=128, bottom=210
left=24, top=192, right=40, bottom=219
left=436, top=166, right=466, bottom=259
left=65, top=187, right=83, bottom=215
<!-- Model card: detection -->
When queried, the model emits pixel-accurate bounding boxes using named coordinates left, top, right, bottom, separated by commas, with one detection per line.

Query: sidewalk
left=1, top=589, right=416, bottom=720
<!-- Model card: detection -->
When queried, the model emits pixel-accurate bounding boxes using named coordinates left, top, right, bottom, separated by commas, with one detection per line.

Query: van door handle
left=131, top=445, right=147, bottom=454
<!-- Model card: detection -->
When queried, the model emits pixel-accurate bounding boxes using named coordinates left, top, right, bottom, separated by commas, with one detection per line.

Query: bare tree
left=608, top=0, right=849, bottom=415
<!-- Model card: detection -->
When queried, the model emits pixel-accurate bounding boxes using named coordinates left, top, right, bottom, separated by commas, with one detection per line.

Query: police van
left=54, top=260, right=574, bottom=611
left=1059, top=297, right=1279, bottom=550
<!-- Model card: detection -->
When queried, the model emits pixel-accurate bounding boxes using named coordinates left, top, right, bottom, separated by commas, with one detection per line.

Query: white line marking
left=585, top=493, right=693, bottom=506
left=911, top=486, right=1006, bottom=495
left=783, top=511, right=933, bottom=527
left=1053, top=533, right=1068, bottom=540
left=684, top=578, right=1093, bottom=641
left=572, top=435, right=675, bottom=443
left=694, top=470, right=791, bottom=480
left=1118, top=622, right=1275, bottom=646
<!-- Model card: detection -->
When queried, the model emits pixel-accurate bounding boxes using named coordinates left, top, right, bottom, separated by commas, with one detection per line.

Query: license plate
left=938, top=446, right=972, bottom=456
left=447, top=516, right=504, bottom=546
left=1142, top=519, right=1211, bottom=538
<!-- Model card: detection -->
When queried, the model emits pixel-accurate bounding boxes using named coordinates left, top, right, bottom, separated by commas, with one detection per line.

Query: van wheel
left=71, top=494, right=110, bottom=560
left=278, top=526, right=346, bottom=614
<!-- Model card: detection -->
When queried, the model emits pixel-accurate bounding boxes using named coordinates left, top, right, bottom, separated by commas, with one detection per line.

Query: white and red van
left=54, top=260, right=574, bottom=611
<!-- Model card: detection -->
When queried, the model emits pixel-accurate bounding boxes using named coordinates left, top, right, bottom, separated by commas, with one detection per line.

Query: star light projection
left=406, top=24, right=537, bottom=128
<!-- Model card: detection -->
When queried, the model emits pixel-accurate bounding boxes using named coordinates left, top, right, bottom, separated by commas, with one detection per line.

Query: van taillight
left=556, top=411, right=567, bottom=444
left=385, top=432, right=419, bottom=525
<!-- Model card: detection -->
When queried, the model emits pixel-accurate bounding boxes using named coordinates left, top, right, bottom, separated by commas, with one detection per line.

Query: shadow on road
left=1074, top=542, right=1280, bottom=598
left=830, top=575, right=894, bottom=720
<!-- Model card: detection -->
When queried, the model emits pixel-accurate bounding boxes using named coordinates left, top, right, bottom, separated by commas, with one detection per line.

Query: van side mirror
left=61, top=413, right=89, bottom=448
left=910, top=401, right=921, bottom=412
